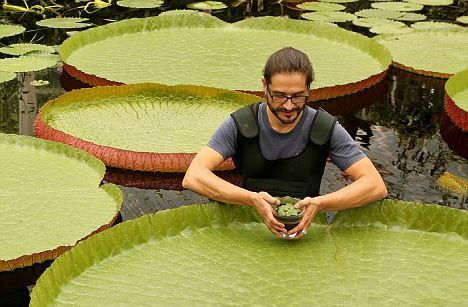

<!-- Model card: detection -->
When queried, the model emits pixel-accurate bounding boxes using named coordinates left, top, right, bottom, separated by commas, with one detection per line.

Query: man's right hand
left=251, top=192, right=286, bottom=237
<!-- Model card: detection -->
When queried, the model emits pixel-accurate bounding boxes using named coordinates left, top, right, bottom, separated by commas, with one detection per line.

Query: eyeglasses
left=266, top=85, right=309, bottom=105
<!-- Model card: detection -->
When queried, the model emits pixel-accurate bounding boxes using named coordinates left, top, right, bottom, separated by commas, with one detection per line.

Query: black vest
left=231, top=102, right=336, bottom=199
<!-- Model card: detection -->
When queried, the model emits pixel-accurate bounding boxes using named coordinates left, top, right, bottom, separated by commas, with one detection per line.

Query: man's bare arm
left=314, top=157, right=387, bottom=211
left=182, top=146, right=255, bottom=206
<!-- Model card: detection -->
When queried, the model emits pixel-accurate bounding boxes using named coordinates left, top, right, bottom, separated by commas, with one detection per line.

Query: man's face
left=262, top=72, right=309, bottom=125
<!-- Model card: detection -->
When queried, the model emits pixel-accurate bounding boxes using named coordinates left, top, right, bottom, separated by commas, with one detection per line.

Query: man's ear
left=261, top=77, right=267, bottom=92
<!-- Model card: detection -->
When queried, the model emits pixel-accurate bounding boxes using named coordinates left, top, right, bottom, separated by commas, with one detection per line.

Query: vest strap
left=230, top=102, right=260, bottom=139
left=309, top=108, right=337, bottom=145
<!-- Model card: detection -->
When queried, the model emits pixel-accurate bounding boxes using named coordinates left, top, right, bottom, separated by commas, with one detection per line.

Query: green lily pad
left=375, top=28, right=468, bottom=77
left=301, top=11, right=357, bottom=22
left=297, top=2, right=345, bottom=11
left=0, top=134, right=121, bottom=271
left=159, top=9, right=200, bottom=16
left=0, top=71, right=16, bottom=83
left=403, top=0, right=453, bottom=5
left=352, top=17, right=405, bottom=28
left=371, top=1, right=423, bottom=11
left=0, top=55, right=58, bottom=73
left=0, top=24, right=26, bottom=39
left=319, top=0, right=358, bottom=3
left=355, top=9, right=403, bottom=19
left=36, top=83, right=259, bottom=172
left=446, top=68, right=468, bottom=112
left=30, top=200, right=468, bottom=306
left=116, top=0, right=164, bottom=8
left=36, top=17, right=92, bottom=29
left=370, top=25, right=413, bottom=34
left=186, top=1, right=227, bottom=10
left=0, top=43, right=55, bottom=56
left=438, top=172, right=468, bottom=195
left=410, top=21, right=461, bottom=30
left=456, top=16, right=468, bottom=25
left=60, top=14, right=390, bottom=95
left=393, top=12, right=427, bottom=21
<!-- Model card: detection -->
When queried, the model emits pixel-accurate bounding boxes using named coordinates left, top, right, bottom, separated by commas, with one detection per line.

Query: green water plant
left=410, top=21, right=461, bottom=30
left=0, top=43, right=55, bottom=56
left=403, top=0, right=453, bottom=5
left=352, top=18, right=405, bottom=28
left=438, top=172, right=468, bottom=196
left=297, top=2, right=345, bottom=11
left=375, top=28, right=468, bottom=78
left=0, top=71, right=16, bottom=83
left=301, top=11, right=357, bottom=22
left=393, top=12, right=426, bottom=21
left=355, top=9, right=403, bottom=19
left=36, top=17, right=92, bottom=29
left=186, top=1, right=227, bottom=10
left=0, top=24, right=25, bottom=39
left=0, top=55, right=58, bottom=72
left=116, top=0, right=164, bottom=8
left=444, top=68, right=468, bottom=131
left=319, top=0, right=358, bottom=3
left=35, top=83, right=260, bottom=172
left=370, top=25, right=413, bottom=34
left=0, top=134, right=122, bottom=272
left=456, top=16, right=468, bottom=24
left=29, top=200, right=467, bottom=306
left=371, top=1, right=424, bottom=11
left=58, top=14, right=391, bottom=99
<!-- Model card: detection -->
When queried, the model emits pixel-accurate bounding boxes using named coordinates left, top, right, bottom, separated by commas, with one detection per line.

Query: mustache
left=275, top=107, right=302, bottom=113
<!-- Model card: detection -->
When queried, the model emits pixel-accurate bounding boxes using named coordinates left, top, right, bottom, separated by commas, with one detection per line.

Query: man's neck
left=265, top=103, right=305, bottom=133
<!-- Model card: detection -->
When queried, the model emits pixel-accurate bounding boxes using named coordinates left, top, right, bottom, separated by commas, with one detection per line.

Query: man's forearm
left=315, top=175, right=387, bottom=211
left=182, top=167, right=255, bottom=207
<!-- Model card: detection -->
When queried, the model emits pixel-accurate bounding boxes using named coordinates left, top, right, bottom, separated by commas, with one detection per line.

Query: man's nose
left=283, top=99, right=295, bottom=110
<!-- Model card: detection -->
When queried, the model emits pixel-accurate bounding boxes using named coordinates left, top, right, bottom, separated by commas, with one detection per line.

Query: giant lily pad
left=0, top=24, right=25, bottom=39
left=370, top=25, right=413, bottom=34
left=371, top=1, right=424, bottom=11
left=410, top=21, right=461, bottom=30
left=403, top=0, right=453, bottom=5
left=297, top=2, right=346, bottom=11
left=35, top=83, right=260, bottom=172
left=445, top=68, right=468, bottom=131
left=0, top=71, right=16, bottom=83
left=30, top=200, right=468, bottom=306
left=456, top=16, right=468, bottom=25
left=319, top=0, right=358, bottom=3
left=392, top=12, right=427, bottom=21
left=37, top=17, right=92, bottom=29
left=0, top=55, right=58, bottom=73
left=59, top=14, right=391, bottom=100
left=355, top=9, right=403, bottom=19
left=301, top=11, right=357, bottom=22
left=375, top=29, right=468, bottom=78
left=352, top=17, right=405, bottom=28
left=186, top=1, right=227, bottom=10
left=0, top=43, right=55, bottom=56
left=116, top=0, right=164, bottom=8
left=0, top=134, right=122, bottom=271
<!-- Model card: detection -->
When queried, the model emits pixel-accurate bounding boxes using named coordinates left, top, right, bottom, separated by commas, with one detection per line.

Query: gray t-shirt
left=208, top=103, right=366, bottom=172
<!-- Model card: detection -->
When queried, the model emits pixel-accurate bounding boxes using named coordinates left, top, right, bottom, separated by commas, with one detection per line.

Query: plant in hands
left=252, top=192, right=287, bottom=238
left=287, top=197, right=321, bottom=240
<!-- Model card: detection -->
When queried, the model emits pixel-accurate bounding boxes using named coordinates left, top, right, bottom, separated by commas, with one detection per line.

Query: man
left=183, top=47, right=387, bottom=240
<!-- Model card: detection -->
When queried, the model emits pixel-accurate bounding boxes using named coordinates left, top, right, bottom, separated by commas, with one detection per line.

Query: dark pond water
left=0, top=0, right=467, bottom=303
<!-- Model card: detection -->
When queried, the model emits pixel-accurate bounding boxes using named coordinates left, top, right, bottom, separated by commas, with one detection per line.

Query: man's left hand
left=287, top=197, right=321, bottom=240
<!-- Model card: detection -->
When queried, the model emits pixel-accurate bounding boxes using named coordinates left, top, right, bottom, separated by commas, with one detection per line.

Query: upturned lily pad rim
left=374, top=28, right=468, bottom=78
left=59, top=14, right=391, bottom=100
left=371, top=1, right=424, bottom=11
left=29, top=199, right=467, bottom=306
left=35, top=83, right=260, bottom=172
left=445, top=68, right=468, bottom=131
left=0, top=134, right=122, bottom=272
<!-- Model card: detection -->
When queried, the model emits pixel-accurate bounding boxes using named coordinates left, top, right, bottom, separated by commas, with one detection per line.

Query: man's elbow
left=182, top=171, right=194, bottom=190
left=376, top=181, right=388, bottom=200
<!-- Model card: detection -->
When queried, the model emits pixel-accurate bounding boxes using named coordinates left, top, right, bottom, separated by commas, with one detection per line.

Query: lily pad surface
left=371, top=1, right=423, bottom=11
left=0, top=71, right=16, bottom=83
left=410, top=21, right=461, bottom=29
left=370, top=25, right=413, bottom=34
left=375, top=28, right=468, bottom=78
left=456, top=16, right=468, bottom=24
left=0, top=24, right=25, bottom=39
left=393, top=12, right=427, bottom=21
left=186, top=1, right=227, bottom=10
left=438, top=172, right=468, bottom=195
left=353, top=17, right=405, bottom=28
left=319, top=0, right=358, bottom=3
left=35, top=83, right=259, bottom=172
left=0, top=55, right=58, bottom=72
left=297, top=2, right=345, bottom=11
left=60, top=14, right=391, bottom=99
left=0, top=134, right=122, bottom=271
left=36, top=17, right=92, bottom=29
left=30, top=200, right=468, bottom=306
left=302, top=11, right=357, bottom=22
left=403, top=0, right=453, bottom=5
left=355, top=9, right=402, bottom=19
left=0, top=43, right=55, bottom=56
left=445, top=68, right=468, bottom=131
left=116, top=0, right=164, bottom=8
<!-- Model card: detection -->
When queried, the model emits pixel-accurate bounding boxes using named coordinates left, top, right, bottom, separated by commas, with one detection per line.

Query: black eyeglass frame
left=266, top=84, right=310, bottom=105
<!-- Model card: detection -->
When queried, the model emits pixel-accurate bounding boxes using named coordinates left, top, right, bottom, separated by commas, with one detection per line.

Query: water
left=0, top=0, right=467, bottom=302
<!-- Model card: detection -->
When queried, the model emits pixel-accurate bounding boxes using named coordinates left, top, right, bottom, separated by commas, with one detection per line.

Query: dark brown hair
left=262, top=47, right=314, bottom=87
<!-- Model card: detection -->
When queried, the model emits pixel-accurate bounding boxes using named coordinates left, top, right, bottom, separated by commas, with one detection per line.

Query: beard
left=266, top=99, right=305, bottom=125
